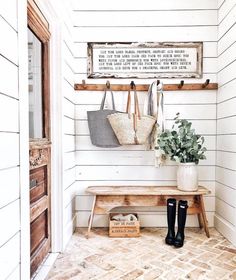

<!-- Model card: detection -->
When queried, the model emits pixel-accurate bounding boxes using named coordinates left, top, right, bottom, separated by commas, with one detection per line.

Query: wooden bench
left=85, top=186, right=210, bottom=238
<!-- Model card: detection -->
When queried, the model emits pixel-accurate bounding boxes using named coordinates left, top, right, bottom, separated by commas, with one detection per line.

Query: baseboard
left=214, top=214, right=236, bottom=245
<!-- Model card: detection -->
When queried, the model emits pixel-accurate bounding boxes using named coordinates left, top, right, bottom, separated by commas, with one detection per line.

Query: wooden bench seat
left=85, top=185, right=210, bottom=238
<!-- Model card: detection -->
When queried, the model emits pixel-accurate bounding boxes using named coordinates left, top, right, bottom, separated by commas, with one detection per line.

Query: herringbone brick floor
left=47, top=228, right=236, bottom=280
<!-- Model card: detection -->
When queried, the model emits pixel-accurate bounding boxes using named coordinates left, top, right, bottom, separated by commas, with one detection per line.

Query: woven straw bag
left=107, top=86, right=156, bottom=145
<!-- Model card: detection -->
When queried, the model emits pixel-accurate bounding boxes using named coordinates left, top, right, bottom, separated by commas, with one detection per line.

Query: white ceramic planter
left=177, top=163, right=198, bottom=191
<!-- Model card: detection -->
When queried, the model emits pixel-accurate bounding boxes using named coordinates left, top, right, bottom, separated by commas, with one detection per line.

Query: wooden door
left=27, top=1, right=51, bottom=276
left=29, top=143, right=51, bottom=276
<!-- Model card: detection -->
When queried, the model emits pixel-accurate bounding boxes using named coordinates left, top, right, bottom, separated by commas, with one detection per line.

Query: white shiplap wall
left=215, top=0, right=236, bottom=245
left=0, top=1, right=235, bottom=278
left=0, top=1, right=21, bottom=279
left=0, top=1, right=77, bottom=278
left=72, top=0, right=217, bottom=228
left=54, top=0, right=77, bottom=248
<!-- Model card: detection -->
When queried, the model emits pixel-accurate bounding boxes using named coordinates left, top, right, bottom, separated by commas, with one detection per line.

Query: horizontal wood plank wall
left=73, top=1, right=217, bottom=228
left=61, top=1, right=77, bottom=248
left=215, top=0, right=236, bottom=245
left=0, top=1, right=20, bottom=278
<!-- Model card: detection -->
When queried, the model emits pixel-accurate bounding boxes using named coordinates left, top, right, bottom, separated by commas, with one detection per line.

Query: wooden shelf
left=74, top=82, right=218, bottom=92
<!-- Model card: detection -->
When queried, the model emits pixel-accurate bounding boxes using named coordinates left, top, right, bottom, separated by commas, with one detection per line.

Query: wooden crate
left=109, top=213, right=140, bottom=237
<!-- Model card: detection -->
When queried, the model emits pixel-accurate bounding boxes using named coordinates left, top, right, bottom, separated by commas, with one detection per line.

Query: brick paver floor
left=46, top=228, right=236, bottom=280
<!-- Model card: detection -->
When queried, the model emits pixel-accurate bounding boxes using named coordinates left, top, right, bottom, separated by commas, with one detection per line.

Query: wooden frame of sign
left=87, top=42, right=203, bottom=79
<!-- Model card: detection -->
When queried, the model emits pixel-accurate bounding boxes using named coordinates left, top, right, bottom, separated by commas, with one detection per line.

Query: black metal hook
left=202, top=79, right=210, bottom=88
left=178, top=80, right=184, bottom=89
left=106, top=80, right=110, bottom=89
left=130, top=81, right=135, bottom=89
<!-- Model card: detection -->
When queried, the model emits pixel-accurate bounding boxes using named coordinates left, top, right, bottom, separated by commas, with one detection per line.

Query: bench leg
left=197, top=213, right=203, bottom=229
left=199, top=195, right=210, bottom=238
left=86, top=195, right=97, bottom=239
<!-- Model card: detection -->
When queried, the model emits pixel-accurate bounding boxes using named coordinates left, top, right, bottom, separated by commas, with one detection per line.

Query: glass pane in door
left=28, top=28, right=44, bottom=139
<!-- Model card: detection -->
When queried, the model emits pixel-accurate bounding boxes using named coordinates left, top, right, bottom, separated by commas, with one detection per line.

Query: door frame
left=28, top=2, right=52, bottom=275
left=19, top=1, right=64, bottom=279
left=35, top=0, right=64, bottom=253
left=28, top=0, right=64, bottom=252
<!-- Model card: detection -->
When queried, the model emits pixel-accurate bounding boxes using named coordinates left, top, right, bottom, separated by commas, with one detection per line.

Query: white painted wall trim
left=50, top=24, right=64, bottom=253
left=18, top=0, right=30, bottom=279
left=63, top=214, right=77, bottom=248
left=35, top=0, right=64, bottom=253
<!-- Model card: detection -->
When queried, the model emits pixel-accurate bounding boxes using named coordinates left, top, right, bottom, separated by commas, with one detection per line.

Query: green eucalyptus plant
left=156, top=113, right=207, bottom=164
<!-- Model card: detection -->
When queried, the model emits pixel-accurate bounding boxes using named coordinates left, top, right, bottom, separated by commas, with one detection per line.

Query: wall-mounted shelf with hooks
left=74, top=79, right=218, bottom=92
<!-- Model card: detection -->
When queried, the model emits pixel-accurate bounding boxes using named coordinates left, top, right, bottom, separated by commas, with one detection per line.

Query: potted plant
left=156, top=113, right=207, bottom=191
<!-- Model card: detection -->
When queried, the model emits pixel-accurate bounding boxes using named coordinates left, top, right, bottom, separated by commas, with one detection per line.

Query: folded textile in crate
left=111, top=213, right=138, bottom=221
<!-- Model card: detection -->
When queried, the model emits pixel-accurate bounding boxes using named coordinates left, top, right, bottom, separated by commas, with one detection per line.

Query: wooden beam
left=27, top=0, right=50, bottom=43
left=74, top=82, right=218, bottom=92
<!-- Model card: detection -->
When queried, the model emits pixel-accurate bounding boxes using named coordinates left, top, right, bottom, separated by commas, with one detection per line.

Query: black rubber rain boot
left=165, top=198, right=176, bottom=245
left=174, top=200, right=188, bottom=248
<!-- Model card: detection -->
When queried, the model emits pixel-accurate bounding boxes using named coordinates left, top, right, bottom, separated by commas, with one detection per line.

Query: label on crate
left=112, top=221, right=137, bottom=227
left=110, top=227, right=139, bottom=234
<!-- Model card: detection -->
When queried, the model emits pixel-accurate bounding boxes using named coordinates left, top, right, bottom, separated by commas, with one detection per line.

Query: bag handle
left=126, top=90, right=131, bottom=115
left=100, top=87, right=116, bottom=110
left=125, top=84, right=141, bottom=144
left=134, top=90, right=141, bottom=120
left=126, top=85, right=141, bottom=118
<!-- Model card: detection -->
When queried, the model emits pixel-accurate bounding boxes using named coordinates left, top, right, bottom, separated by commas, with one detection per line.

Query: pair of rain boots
left=165, top=198, right=188, bottom=248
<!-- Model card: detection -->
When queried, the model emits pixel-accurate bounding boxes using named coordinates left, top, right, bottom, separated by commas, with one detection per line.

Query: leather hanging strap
left=126, top=89, right=132, bottom=118
left=125, top=84, right=142, bottom=144
left=126, top=86, right=140, bottom=116
left=134, top=89, right=141, bottom=120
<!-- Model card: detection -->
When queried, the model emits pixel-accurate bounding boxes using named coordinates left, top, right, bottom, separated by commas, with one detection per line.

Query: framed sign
left=87, top=42, right=203, bottom=79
